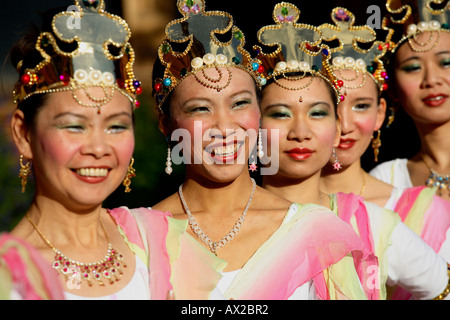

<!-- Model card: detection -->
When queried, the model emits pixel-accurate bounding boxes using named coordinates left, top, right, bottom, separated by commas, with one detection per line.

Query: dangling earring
left=332, top=148, right=342, bottom=171
left=19, top=155, right=31, bottom=193
left=123, top=157, right=136, bottom=193
left=372, top=130, right=382, bottom=162
left=249, top=154, right=258, bottom=172
left=257, top=128, right=264, bottom=159
left=165, top=144, right=173, bottom=175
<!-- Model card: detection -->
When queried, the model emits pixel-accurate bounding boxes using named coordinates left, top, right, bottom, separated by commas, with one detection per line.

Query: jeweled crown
left=253, top=2, right=345, bottom=102
left=13, top=0, right=141, bottom=113
left=383, top=0, right=450, bottom=53
left=152, top=0, right=265, bottom=113
left=318, top=7, right=389, bottom=91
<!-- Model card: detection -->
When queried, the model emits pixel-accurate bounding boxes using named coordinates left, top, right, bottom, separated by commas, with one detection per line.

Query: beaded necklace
left=26, top=215, right=126, bottom=288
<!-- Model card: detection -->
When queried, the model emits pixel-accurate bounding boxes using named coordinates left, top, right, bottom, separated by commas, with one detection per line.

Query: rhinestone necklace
left=178, top=178, right=256, bottom=255
left=420, top=153, right=450, bottom=196
left=26, top=214, right=126, bottom=287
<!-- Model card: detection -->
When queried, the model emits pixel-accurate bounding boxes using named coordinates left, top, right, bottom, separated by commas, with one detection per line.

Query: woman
left=0, top=1, right=176, bottom=300
left=369, top=0, right=450, bottom=204
left=318, top=6, right=450, bottom=299
left=257, top=3, right=450, bottom=300
left=150, top=0, right=371, bottom=300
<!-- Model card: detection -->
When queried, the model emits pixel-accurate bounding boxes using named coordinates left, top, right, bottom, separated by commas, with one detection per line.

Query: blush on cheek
left=358, top=117, right=377, bottom=136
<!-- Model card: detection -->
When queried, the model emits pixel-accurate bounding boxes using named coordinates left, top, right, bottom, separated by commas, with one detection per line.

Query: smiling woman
left=0, top=0, right=186, bottom=300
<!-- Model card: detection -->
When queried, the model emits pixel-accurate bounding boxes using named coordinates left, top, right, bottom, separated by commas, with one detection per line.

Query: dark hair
left=10, top=8, right=70, bottom=129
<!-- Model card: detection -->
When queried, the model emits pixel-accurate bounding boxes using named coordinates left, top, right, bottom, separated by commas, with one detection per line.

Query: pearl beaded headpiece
left=153, top=0, right=264, bottom=113
left=13, top=0, right=141, bottom=113
left=383, top=0, right=449, bottom=53
left=253, top=2, right=345, bottom=103
left=318, top=7, right=389, bottom=92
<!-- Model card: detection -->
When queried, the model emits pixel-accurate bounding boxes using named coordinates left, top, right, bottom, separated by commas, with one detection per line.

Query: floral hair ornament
left=253, top=2, right=345, bottom=103
left=13, top=0, right=141, bottom=113
left=153, top=0, right=265, bottom=113
left=318, top=7, right=390, bottom=92
left=383, top=0, right=449, bottom=53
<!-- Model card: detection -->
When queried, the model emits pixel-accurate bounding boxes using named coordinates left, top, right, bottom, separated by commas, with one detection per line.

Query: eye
left=189, top=106, right=210, bottom=114
left=264, top=107, right=292, bottom=119
left=352, top=103, right=371, bottom=112
left=232, top=99, right=252, bottom=110
left=106, top=124, right=130, bottom=134
left=308, top=106, right=329, bottom=118
left=440, top=58, right=450, bottom=68
left=59, top=124, right=85, bottom=133
left=400, top=63, right=421, bottom=72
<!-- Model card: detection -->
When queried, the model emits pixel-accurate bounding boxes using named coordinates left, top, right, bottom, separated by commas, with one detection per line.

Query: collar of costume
left=13, top=0, right=141, bottom=113
left=152, top=0, right=265, bottom=114
left=253, top=2, right=345, bottom=103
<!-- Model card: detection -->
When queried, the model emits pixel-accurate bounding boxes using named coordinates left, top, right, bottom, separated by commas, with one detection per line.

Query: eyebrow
left=53, top=111, right=132, bottom=121
left=263, top=101, right=331, bottom=111
left=398, top=50, right=450, bottom=65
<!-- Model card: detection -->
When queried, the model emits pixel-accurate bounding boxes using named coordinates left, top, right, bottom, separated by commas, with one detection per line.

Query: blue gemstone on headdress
left=322, top=48, right=329, bottom=56
left=163, top=78, right=172, bottom=86
left=252, top=62, right=260, bottom=71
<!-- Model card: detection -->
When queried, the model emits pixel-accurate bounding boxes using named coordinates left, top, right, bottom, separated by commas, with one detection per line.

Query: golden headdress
left=253, top=2, right=345, bottom=103
left=318, top=7, right=389, bottom=92
left=13, top=0, right=141, bottom=113
left=383, top=0, right=449, bottom=53
left=153, top=0, right=265, bottom=113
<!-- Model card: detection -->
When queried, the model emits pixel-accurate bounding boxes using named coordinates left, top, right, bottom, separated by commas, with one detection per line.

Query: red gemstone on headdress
left=21, top=74, right=31, bottom=85
left=381, top=72, right=387, bottom=79
left=154, top=83, right=163, bottom=92
left=382, top=83, right=388, bottom=91
left=340, top=95, right=345, bottom=102
left=135, top=87, right=143, bottom=95
left=59, top=73, right=70, bottom=85
left=135, top=100, right=140, bottom=108
left=336, top=80, right=344, bottom=88
left=257, top=65, right=265, bottom=73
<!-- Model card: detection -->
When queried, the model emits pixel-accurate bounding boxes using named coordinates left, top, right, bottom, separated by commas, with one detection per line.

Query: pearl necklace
left=178, top=178, right=256, bottom=255
left=26, top=215, right=126, bottom=288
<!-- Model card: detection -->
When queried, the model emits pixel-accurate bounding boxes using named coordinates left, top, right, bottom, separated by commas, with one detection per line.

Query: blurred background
left=0, top=0, right=419, bottom=230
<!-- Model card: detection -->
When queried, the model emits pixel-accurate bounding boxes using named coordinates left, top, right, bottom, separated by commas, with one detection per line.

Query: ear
left=333, top=116, right=342, bottom=148
left=10, top=109, right=33, bottom=160
left=374, top=97, right=387, bottom=131
left=158, top=113, right=171, bottom=138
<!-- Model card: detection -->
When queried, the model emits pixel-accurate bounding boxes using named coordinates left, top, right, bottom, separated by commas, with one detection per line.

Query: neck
left=25, top=194, right=105, bottom=248
left=416, top=121, right=450, bottom=170
left=181, top=170, right=255, bottom=216
left=262, top=171, right=322, bottom=205
left=320, top=160, right=366, bottom=196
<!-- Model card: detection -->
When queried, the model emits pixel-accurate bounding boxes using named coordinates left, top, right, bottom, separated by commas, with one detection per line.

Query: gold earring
left=123, top=157, right=136, bottom=193
left=19, top=155, right=31, bottom=193
left=372, top=130, right=382, bottom=162
left=386, top=107, right=395, bottom=128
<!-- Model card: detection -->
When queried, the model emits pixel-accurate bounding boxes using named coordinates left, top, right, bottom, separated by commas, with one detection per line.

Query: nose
left=337, top=105, right=355, bottom=135
left=421, top=63, right=443, bottom=89
left=81, top=129, right=113, bottom=159
left=287, top=116, right=311, bottom=142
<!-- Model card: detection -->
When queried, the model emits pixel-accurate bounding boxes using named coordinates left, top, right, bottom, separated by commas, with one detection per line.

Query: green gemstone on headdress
left=232, top=57, right=240, bottom=64
left=186, top=0, right=194, bottom=7
left=234, top=31, right=243, bottom=40
left=442, top=23, right=449, bottom=30
left=281, top=7, right=289, bottom=16
left=180, top=68, right=187, bottom=77
left=366, top=65, right=374, bottom=73
left=312, top=65, right=319, bottom=72
left=162, top=44, right=171, bottom=54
